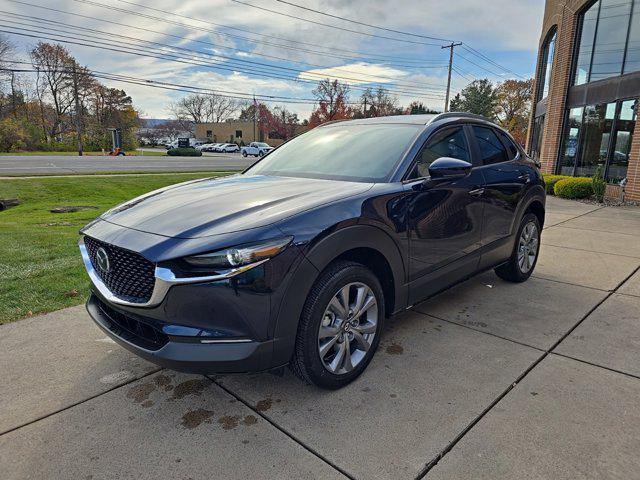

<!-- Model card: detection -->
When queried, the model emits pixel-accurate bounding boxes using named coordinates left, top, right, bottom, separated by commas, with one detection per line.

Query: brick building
left=529, top=0, right=639, bottom=200
left=194, top=121, right=308, bottom=147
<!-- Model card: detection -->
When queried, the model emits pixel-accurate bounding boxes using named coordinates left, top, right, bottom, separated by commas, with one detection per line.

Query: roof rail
left=432, top=112, right=496, bottom=124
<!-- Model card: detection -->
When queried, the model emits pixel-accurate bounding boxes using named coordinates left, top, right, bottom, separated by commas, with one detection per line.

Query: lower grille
left=96, top=299, right=169, bottom=351
left=84, top=236, right=155, bottom=303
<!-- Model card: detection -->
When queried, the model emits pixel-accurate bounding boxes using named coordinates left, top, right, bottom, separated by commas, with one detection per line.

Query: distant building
left=529, top=0, right=639, bottom=201
left=195, top=121, right=308, bottom=147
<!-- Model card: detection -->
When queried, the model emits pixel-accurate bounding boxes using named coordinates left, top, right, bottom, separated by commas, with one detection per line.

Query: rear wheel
left=290, top=261, right=384, bottom=389
left=242, top=151, right=247, bottom=157
left=495, top=213, right=540, bottom=282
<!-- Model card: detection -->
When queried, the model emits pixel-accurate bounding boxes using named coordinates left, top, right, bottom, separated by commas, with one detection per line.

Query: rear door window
left=496, top=130, right=520, bottom=159
left=473, top=126, right=509, bottom=165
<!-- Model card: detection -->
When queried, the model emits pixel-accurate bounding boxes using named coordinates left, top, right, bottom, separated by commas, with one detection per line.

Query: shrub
left=554, top=177, right=593, bottom=199
left=167, top=147, right=202, bottom=157
left=0, top=118, right=28, bottom=152
left=592, top=164, right=606, bottom=203
left=542, top=174, right=571, bottom=195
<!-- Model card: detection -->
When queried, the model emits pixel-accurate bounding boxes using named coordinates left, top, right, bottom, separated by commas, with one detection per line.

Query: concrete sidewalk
left=1, top=197, right=639, bottom=479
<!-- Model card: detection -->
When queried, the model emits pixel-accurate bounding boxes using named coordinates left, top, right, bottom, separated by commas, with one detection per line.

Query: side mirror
left=428, top=157, right=472, bottom=180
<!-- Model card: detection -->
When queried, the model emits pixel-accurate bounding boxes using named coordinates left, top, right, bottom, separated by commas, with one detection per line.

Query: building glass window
left=206, top=130, right=212, bottom=138
left=575, top=103, right=616, bottom=176
left=608, top=99, right=637, bottom=181
left=573, top=0, right=638, bottom=84
left=574, top=1, right=600, bottom=85
left=530, top=115, right=545, bottom=162
left=538, top=30, right=557, bottom=100
left=559, top=99, right=637, bottom=180
left=624, top=4, right=640, bottom=73
left=559, top=107, right=584, bottom=174
left=590, top=0, right=633, bottom=82
left=235, top=130, right=242, bottom=138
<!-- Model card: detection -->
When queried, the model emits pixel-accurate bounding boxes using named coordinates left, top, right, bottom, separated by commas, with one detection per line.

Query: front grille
left=84, top=236, right=155, bottom=303
left=96, top=298, right=169, bottom=350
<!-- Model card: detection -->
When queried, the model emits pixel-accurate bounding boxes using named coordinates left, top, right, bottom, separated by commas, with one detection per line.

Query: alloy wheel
left=517, top=221, right=539, bottom=273
left=317, top=282, right=378, bottom=375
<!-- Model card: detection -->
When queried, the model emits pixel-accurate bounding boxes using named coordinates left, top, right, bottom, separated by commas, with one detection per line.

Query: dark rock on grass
left=0, top=198, right=20, bottom=211
left=50, top=205, right=98, bottom=213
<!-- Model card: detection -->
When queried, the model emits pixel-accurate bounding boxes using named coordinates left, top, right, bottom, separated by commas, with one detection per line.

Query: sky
left=0, top=0, right=546, bottom=120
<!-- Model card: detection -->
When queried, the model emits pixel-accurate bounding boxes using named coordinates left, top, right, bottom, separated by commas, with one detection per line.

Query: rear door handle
left=469, top=188, right=485, bottom=197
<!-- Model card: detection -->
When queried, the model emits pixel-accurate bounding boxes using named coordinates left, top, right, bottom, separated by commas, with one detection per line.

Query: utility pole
left=442, top=42, right=462, bottom=113
left=72, top=63, right=83, bottom=156
left=363, top=97, right=367, bottom=118
left=252, top=95, right=257, bottom=142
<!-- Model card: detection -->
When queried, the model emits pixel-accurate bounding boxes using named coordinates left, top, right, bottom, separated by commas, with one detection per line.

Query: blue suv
left=80, top=113, right=545, bottom=389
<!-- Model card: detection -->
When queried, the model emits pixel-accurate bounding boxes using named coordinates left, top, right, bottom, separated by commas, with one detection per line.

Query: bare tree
left=0, top=34, right=14, bottom=70
left=30, top=42, right=76, bottom=140
left=360, top=87, right=399, bottom=118
left=171, top=93, right=240, bottom=124
left=312, top=78, right=351, bottom=122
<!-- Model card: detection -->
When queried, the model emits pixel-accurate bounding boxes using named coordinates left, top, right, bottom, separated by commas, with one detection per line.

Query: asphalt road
left=0, top=152, right=255, bottom=175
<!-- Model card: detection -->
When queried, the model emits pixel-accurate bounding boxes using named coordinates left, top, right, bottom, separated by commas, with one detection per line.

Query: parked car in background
left=241, top=142, right=274, bottom=157
left=79, top=113, right=545, bottom=390
left=165, top=138, right=201, bottom=149
left=195, top=143, right=214, bottom=151
left=215, top=143, right=240, bottom=153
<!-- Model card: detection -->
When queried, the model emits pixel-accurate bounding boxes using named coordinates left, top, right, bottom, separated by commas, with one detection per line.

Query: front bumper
left=86, top=293, right=275, bottom=374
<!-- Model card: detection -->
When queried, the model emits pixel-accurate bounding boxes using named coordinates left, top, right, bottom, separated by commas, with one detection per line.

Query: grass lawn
left=0, top=172, right=230, bottom=324
left=0, top=150, right=166, bottom=156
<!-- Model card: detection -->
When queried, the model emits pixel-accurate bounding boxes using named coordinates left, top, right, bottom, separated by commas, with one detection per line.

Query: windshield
left=245, top=123, right=422, bottom=182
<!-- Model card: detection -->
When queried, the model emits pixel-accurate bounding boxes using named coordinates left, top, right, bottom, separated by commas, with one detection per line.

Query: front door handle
left=469, top=188, right=485, bottom=197
left=518, top=174, right=531, bottom=183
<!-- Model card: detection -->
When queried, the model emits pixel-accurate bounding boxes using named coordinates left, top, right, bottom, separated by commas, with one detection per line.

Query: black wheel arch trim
left=268, top=224, right=408, bottom=368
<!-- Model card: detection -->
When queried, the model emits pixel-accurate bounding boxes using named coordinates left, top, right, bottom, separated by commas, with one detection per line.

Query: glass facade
left=530, top=115, right=545, bottom=162
left=573, top=0, right=639, bottom=85
left=558, top=99, right=638, bottom=180
left=538, top=31, right=557, bottom=100
left=560, top=107, right=584, bottom=175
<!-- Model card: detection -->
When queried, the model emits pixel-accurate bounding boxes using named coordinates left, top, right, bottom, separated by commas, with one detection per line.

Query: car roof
left=316, top=112, right=495, bottom=127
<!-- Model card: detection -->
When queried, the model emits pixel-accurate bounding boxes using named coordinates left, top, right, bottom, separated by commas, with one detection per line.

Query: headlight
left=183, top=236, right=293, bottom=270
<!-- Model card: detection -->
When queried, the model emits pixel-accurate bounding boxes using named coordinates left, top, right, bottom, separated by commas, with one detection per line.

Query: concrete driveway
left=2, top=197, right=639, bottom=479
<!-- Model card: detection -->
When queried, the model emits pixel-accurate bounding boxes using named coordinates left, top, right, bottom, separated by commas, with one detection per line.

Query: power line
left=274, top=0, right=454, bottom=42
left=461, top=44, right=526, bottom=78
left=0, top=26, right=446, bottom=100
left=0, top=11, right=446, bottom=94
left=67, top=0, right=431, bottom=65
left=2, top=2, right=445, bottom=71
left=231, top=0, right=444, bottom=47
left=272, top=0, right=525, bottom=79
left=6, top=64, right=351, bottom=104
left=456, top=52, right=505, bottom=77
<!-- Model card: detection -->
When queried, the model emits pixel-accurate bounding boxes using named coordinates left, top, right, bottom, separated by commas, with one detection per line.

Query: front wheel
left=495, top=213, right=541, bottom=282
left=290, top=261, right=384, bottom=389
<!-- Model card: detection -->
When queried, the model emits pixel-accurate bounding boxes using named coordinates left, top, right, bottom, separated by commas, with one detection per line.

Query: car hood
left=99, top=174, right=373, bottom=239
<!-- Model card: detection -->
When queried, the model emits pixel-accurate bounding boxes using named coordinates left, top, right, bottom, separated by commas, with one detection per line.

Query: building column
left=539, top=8, right=578, bottom=174
left=625, top=107, right=640, bottom=202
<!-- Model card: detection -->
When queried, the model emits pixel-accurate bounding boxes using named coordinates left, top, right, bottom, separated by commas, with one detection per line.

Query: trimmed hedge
left=542, top=174, right=571, bottom=195
left=553, top=177, right=593, bottom=199
left=167, top=147, right=202, bottom=157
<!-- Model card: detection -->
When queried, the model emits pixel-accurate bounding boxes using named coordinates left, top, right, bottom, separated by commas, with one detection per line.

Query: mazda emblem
left=96, top=247, right=110, bottom=273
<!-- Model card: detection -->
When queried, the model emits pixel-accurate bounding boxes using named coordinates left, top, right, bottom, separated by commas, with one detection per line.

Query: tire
left=290, top=260, right=385, bottom=389
left=242, top=151, right=247, bottom=157
left=495, top=213, right=541, bottom=283
left=259, top=150, right=264, bottom=157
